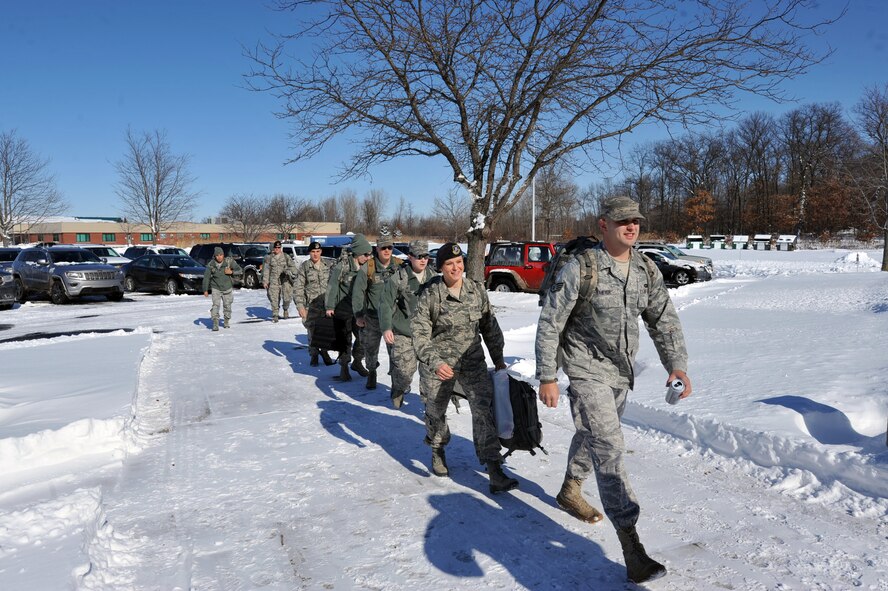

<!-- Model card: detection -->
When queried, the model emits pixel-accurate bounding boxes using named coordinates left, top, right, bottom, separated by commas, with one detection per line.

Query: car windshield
left=50, top=250, right=102, bottom=264
left=158, top=248, right=187, bottom=255
left=656, top=250, right=678, bottom=260
left=87, top=247, right=119, bottom=257
left=664, top=245, right=686, bottom=257
left=243, top=246, right=268, bottom=257
left=167, top=256, right=199, bottom=268
left=0, top=251, right=19, bottom=262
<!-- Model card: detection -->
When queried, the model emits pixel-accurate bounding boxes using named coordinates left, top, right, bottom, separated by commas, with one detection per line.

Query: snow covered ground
left=0, top=247, right=886, bottom=590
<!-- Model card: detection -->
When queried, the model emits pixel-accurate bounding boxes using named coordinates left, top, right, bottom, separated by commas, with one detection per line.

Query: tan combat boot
left=556, top=476, right=604, bottom=523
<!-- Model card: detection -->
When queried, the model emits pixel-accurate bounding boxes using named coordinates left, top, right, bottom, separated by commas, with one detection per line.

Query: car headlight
left=0, top=274, right=11, bottom=285
left=179, top=273, right=202, bottom=279
left=66, top=271, right=85, bottom=279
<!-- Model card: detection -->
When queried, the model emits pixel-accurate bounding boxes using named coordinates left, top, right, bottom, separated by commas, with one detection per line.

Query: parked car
left=0, top=270, right=15, bottom=310
left=484, top=241, right=555, bottom=292
left=189, top=243, right=268, bottom=289
left=638, top=249, right=711, bottom=286
left=0, top=247, right=22, bottom=271
left=123, top=245, right=189, bottom=259
left=635, top=242, right=713, bottom=274
left=78, top=244, right=131, bottom=267
left=123, top=254, right=206, bottom=295
left=12, top=245, right=125, bottom=304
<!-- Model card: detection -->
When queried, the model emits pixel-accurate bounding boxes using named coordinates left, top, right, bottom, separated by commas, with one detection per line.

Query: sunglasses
left=378, top=246, right=393, bottom=251
left=413, top=254, right=429, bottom=260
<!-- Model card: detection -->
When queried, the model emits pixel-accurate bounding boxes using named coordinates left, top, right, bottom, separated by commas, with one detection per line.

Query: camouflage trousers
left=389, top=333, right=418, bottom=395
left=266, top=280, right=293, bottom=317
left=359, top=315, right=390, bottom=371
left=209, top=289, right=234, bottom=321
left=419, top=360, right=501, bottom=464
left=565, top=378, right=639, bottom=529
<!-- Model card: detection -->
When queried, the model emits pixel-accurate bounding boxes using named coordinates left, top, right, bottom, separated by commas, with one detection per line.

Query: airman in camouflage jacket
left=413, top=276, right=505, bottom=372
left=294, top=257, right=333, bottom=312
left=536, top=243, right=687, bottom=389
left=413, top=276, right=505, bottom=464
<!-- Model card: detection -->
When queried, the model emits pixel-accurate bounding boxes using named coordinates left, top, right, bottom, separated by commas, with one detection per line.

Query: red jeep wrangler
left=484, top=241, right=556, bottom=292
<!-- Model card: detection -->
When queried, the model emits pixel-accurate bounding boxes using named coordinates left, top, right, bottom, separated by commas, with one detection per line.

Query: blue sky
left=2, top=1, right=886, bottom=221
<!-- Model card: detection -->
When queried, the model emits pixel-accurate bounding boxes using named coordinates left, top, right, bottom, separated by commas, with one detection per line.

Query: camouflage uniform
left=378, top=264, right=436, bottom=396
left=352, top=256, right=403, bottom=371
left=202, top=256, right=242, bottom=323
left=413, top=276, right=505, bottom=464
left=535, top=244, right=688, bottom=529
left=325, top=253, right=365, bottom=367
left=262, top=251, right=297, bottom=318
left=294, top=257, right=333, bottom=356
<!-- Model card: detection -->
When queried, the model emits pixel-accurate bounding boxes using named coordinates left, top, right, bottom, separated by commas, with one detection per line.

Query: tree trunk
left=882, top=226, right=888, bottom=272
left=465, top=227, right=489, bottom=283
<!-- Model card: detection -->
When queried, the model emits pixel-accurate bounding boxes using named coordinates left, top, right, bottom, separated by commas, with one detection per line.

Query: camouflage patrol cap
left=409, top=240, right=429, bottom=257
left=601, top=196, right=645, bottom=221
left=376, top=235, right=394, bottom=248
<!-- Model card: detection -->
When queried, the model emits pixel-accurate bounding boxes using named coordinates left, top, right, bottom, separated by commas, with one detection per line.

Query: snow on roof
left=753, top=234, right=772, bottom=240
left=777, top=235, right=798, bottom=242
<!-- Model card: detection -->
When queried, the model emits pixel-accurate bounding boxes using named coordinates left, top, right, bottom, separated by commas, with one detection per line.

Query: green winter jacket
left=378, top=264, right=436, bottom=336
left=351, top=255, right=402, bottom=320
left=202, top=257, right=242, bottom=293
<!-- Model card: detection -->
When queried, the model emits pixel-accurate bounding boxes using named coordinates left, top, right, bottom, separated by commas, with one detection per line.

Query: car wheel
left=50, top=281, right=70, bottom=305
left=244, top=271, right=258, bottom=289
left=491, top=277, right=516, bottom=292
left=124, top=276, right=136, bottom=292
left=674, top=270, right=690, bottom=286
left=165, top=278, right=178, bottom=295
left=14, top=277, right=27, bottom=302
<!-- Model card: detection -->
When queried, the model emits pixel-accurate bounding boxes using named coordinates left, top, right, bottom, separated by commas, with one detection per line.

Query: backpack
left=537, top=236, right=600, bottom=306
left=499, top=376, right=547, bottom=459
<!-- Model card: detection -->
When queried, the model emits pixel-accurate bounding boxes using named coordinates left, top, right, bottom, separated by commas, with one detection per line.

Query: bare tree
left=361, top=189, right=387, bottom=235
left=853, top=84, right=888, bottom=270
left=114, top=129, right=198, bottom=244
left=0, top=130, right=67, bottom=245
left=337, top=190, right=359, bottom=233
left=319, top=195, right=339, bottom=222
left=535, top=162, right=579, bottom=242
left=265, top=193, right=312, bottom=239
left=432, top=189, right=472, bottom=241
left=781, top=103, right=859, bottom=232
left=248, top=0, right=835, bottom=279
left=220, top=193, right=268, bottom=243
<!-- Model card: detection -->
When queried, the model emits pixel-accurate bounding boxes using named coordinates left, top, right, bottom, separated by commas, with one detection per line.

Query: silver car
left=635, top=242, right=713, bottom=275
left=12, top=246, right=126, bottom=304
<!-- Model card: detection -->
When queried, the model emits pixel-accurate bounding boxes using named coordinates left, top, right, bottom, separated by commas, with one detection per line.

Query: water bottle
left=665, top=378, right=685, bottom=405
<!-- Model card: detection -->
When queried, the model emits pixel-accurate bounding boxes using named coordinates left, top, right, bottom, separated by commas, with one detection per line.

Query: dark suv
left=12, top=245, right=125, bottom=304
left=484, top=241, right=556, bottom=292
left=189, top=243, right=268, bottom=289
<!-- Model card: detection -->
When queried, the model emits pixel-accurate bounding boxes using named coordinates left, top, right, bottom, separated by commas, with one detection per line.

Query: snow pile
left=831, top=250, right=883, bottom=271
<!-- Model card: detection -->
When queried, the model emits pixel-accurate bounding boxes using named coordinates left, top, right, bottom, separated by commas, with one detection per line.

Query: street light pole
left=531, top=174, right=536, bottom=241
